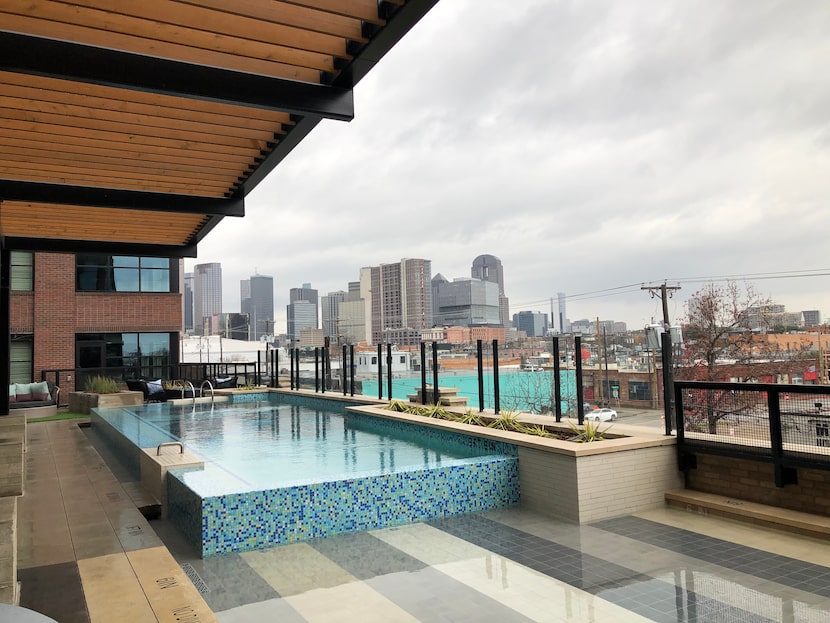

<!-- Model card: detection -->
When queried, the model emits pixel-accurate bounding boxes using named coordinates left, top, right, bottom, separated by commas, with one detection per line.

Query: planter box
left=68, top=391, right=144, bottom=414
left=350, top=404, right=684, bottom=524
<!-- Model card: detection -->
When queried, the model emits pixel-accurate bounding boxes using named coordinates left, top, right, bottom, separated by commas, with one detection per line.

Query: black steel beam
left=236, top=115, right=322, bottom=196
left=334, top=0, right=440, bottom=89
left=0, top=32, right=354, bottom=121
left=1, top=237, right=197, bottom=258
left=0, top=180, right=244, bottom=217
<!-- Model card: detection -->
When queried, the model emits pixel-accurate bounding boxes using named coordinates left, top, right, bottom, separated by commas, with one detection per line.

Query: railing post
left=553, top=336, right=562, bottom=422
left=342, top=345, right=347, bottom=396
left=314, top=347, right=320, bottom=392
left=420, top=342, right=427, bottom=405
left=492, top=339, right=500, bottom=415
left=294, top=348, right=300, bottom=390
left=768, top=386, right=797, bottom=487
left=289, top=348, right=294, bottom=390
left=386, top=343, right=393, bottom=401
left=349, top=345, right=355, bottom=396
left=377, top=344, right=383, bottom=400
left=431, top=342, right=439, bottom=405
left=321, top=346, right=327, bottom=394
left=575, top=335, right=584, bottom=424
left=477, top=339, right=484, bottom=413
left=661, top=331, right=674, bottom=435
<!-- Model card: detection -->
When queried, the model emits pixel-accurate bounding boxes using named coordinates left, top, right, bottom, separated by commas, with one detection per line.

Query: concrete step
left=665, top=489, right=830, bottom=540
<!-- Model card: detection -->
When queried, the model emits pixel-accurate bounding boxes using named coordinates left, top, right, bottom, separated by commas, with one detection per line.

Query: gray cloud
left=190, top=0, right=830, bottom=330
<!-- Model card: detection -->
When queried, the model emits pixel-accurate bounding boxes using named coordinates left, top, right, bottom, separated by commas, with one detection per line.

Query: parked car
left=585, top=408, right=617, bottom=422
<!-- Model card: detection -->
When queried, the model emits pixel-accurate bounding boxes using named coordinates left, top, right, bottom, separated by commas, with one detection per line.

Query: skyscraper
left=286, top=283, right=318, bottom=345
left=471, top=254, right=510, bottom=327
left=241, top=273, right=274, bottom=340
left=183, top=271, right=194, bottom=333
left=432, top=274, right=500, bottom=327
left=193, top=262, right=222, bottom=335
left=365, top=258, right=432, bottom=345
left=557, top=291, right=568, bottom=333
left=321, top=290, right=348, bottom=338
left=513, top=311, right=549, bottom=337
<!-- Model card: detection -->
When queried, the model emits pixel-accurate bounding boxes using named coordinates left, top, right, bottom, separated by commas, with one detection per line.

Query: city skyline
left=184, top=257, right=823, bottom=339
left=185, top=0, right=829, bottom=331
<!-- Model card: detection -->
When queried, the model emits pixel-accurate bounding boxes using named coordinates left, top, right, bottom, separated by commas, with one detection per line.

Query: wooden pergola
left=0, top=0, right=438, bottom=255
left=0, top=0, right=439, bottom=414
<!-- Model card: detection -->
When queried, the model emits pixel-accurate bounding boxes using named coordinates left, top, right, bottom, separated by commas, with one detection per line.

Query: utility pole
left=642, top=282, right=681, bottom=427
left=641, top=283, right=681, bottom=329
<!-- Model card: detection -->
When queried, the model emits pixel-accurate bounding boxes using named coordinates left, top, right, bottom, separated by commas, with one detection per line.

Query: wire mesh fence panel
left=677, top=381, right=830, bottom=470
left=779, top=392, right=830, bottom=465
left=681, top=386, right=770, bottom=443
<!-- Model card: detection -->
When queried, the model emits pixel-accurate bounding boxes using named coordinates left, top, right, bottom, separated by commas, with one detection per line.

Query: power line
left=511, top=268, right=830, bottom=311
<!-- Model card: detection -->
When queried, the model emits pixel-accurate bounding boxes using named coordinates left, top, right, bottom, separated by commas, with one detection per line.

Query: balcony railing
left=675, top=380, right=830, bottom=486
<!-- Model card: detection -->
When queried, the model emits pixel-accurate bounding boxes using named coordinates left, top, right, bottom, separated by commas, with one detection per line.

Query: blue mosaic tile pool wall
left=167, top=454, right=519, bottom=557
left=167, top=468, right=206, bottom=551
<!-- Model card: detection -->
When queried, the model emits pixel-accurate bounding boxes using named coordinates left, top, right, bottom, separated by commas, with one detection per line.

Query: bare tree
left=677, top=281, right=803, bottom=433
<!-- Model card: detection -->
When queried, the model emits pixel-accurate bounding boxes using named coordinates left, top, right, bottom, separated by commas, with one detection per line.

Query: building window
left=629, top=381, right=651, bottom=401
left=10, top=335, right=33, bottom=384
left=817, top=422, right=830, bottom=448
left=76, top=254, right=172, bottom=292
left=10, top=251, right=33, bottom=291
left=76, top=332, right=174, bottom=380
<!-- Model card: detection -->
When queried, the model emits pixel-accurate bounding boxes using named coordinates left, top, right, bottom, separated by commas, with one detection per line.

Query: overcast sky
left=186, top=0, right=830, bottom=332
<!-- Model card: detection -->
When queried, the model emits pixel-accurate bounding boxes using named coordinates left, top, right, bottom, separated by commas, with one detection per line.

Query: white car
left=585, top=408, right=617, bottom=422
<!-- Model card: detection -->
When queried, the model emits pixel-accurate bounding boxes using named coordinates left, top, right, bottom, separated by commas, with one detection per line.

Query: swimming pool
left=92, top=393, right=519, bottom=557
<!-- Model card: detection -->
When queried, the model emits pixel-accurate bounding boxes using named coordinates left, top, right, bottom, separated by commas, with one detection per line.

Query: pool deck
left=14, top=418, right=830, bottom=622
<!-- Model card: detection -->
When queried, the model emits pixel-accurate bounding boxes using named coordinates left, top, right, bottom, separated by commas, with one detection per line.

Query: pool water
left=133, top=401, right=488, bottom=494
left=93, top=395, right=520, bottom=556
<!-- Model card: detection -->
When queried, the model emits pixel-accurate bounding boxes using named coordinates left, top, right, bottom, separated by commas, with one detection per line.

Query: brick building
left=9, top=251, right=181, bottom=393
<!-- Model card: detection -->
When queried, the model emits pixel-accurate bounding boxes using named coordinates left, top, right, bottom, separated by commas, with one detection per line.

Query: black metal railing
left=675, top=380, right=830, bottom=485
left=41, top=358, right=275, bottom=407
left=287, top=338, right=589, bottom=422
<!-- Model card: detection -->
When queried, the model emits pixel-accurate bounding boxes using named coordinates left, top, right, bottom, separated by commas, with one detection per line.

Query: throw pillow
left=15, top=383, right=33, bottom=402
left=146, top=379, right=165, bottom=398
left=30, top=381, right=51, bottom=402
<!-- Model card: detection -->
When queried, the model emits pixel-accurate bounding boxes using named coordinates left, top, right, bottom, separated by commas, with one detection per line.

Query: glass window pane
left=76, top=254, right=105, bottom=267
left=113, top=256, right=139, bottom=267
left=141, top=268, right=169, bottom=292
left=10, top=252, right=33, bottom=291
left=141, top=257, right=169, bottom=269
left=77, top=267, right=111, bottom=291
left=139, top=333, right=170, bottom=356
left=113, top=268, right=139, bottom=291
left=10, top=338, right=33, bottom=384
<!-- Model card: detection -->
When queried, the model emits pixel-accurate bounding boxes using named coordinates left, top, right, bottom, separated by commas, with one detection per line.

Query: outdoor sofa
left=8, top=381, right=60, bottom=418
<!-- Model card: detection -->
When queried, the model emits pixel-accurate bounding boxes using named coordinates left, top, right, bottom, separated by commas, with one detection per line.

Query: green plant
left=487, top=411, right=522, bottom=431
left=456, top=410, right=485, bottom=427
left=423, top=405, right=451, bottom=419
left=567, top=419, right=611, bottom=443
left=517, top=424, right=555, bottom=438
left=83, top=375, right=120, bottom=394
left=388, top=399, right=412, bottom=413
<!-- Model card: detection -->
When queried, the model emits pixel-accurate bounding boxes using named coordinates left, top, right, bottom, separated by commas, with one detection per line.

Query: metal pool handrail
left=200, top=379, right=215, bottom=406
left=157, top=441, right=183, bottom=455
